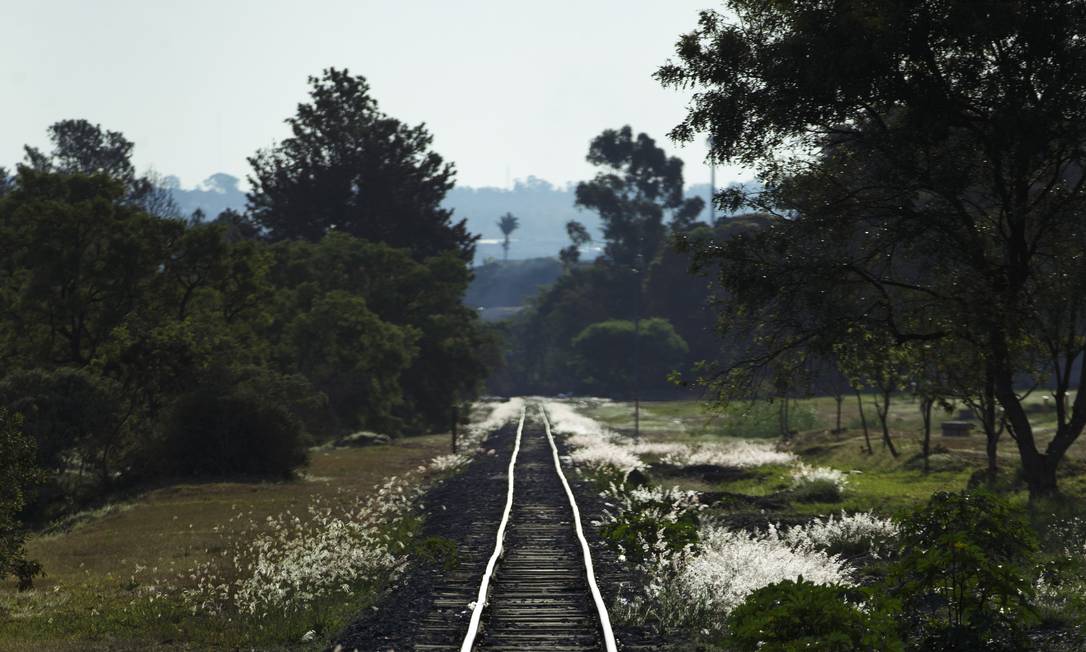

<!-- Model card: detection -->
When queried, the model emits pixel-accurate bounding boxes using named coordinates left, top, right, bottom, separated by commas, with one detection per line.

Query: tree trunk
left=1021, top=450, right=1060, bottom=497
left=450, top=405, right=460, bottom=454
left=834, top=394, right=843, bottom=433
left=920, top=397, right=933, bottom=474
left=783, top=398, right=791, bottom=438
left=874, top=389, right=899, bottom=457
left=855, top=391, right=873, bottom=454
left=986, top=434, right=999, bottom=476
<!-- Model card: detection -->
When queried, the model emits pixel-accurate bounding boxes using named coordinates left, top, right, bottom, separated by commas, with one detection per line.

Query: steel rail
left=540, top=403, right=619, bottom=652
left=459, top=405, right=525, bottom=652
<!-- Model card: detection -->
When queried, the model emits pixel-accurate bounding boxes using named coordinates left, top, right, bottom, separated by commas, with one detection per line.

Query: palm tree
left=497, top=212, right=519, bottom=262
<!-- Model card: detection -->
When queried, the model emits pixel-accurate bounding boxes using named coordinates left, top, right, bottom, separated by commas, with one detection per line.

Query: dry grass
left=0, top=434, right=450, bottom=651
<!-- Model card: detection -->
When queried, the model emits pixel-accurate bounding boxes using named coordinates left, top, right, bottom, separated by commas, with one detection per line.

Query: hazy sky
left=1, top=1, right=749, bottom=190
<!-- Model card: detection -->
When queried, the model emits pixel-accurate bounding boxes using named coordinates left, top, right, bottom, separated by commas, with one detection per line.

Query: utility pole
left=633, top=251, right=643, bottom=439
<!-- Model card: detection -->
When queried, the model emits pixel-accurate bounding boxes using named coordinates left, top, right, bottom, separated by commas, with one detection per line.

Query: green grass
left=0, top=434, right=450, bottom=651
left=589, top=396, right=1086, bottom=519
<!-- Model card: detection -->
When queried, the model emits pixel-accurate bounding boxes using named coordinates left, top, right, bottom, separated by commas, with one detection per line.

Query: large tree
left=659, top=0, right=1086, bottom=496
left=23, top=119, right=179, bottom=218
left=575, top=126, right=704, bottom=268
left=248, top=68, right=476, bottom=261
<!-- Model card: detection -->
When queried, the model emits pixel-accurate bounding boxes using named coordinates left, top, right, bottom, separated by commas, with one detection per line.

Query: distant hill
left=446, top=177, right=732, bottom=263
left=165, top=173, right=756, bottom=264
left=164, top=173, right=247, bottom=219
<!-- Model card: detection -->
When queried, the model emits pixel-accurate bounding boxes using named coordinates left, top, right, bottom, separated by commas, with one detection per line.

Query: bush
left=230, top=365, right=332, bottom=440
left=599, top=484, right=701, bottom=564
left=727, top=578, right=901, bottom=651
left=889, top=489, right=1037, bottom=651
left=571, top=318, right=689, bottom=396
left=791, top=478, right=845, bottom=503
left=791, top=464, right=847, bottom=504
left=0, top=368, right=125, bottom=479
left=159, top=384, right=309, bottom=478
left=0, top=409, right=43, bottom=590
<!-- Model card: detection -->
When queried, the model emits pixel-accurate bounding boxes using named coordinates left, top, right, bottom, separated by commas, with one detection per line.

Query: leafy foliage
left=0, top=368, right=124, bottom=478
left=575, top=126, right=703, bottom=266
left=0, top=409, right=43, bottom=590
left=727, top=578, right=901, bottom=652
left=889, top=490, right=1038, bottom=650
left=159, top=383, right=308, bottom=479
left=657, top=0, right=1086, bottom=496
left=248, top=68, right=476, bottom=261
left=571, top=318, right=688, bottom=396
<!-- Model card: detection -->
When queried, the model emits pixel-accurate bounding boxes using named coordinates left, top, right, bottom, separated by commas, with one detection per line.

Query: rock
left=334, top=431, right=391, bottom=447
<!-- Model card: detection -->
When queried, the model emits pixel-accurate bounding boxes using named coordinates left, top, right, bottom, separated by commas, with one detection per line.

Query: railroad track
left=414, top=403, right=617, bottom=652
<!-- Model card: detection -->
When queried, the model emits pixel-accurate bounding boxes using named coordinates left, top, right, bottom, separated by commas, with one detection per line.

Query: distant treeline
left=163, top=172, right=752, bottom=265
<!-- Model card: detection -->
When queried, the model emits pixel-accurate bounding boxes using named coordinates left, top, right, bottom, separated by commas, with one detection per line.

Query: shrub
left=660, top=440, right=797, bottom=468
left=791, top=465, right=847, bottom=503
left=230, top=365, right=331, bottom=440
left=778, top=512, right=898, bottom=559
left=0, top=368, right=125, bottom=479
left=159, top=384, right=309, bottom=478
left=727, top=578, right=901, bottom=651
left=600, top=485, right=701, bottom=565
left=0, top=409, right=43, bottom=590
left=675, top=526, right=852, bottom=622
left=889, top=489, right=1038, bottom=651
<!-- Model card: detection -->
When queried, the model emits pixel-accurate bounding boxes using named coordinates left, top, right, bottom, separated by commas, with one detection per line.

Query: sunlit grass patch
left=0, top=434, right=452, bottom=650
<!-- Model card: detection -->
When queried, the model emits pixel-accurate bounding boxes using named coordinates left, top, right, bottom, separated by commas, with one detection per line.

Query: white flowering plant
left=660, top=440, right=797, bottom=469
left=182, top=474, right=422, bottom=621
left=790, top=464, right=848, bottom=503
left=174, top=398, right=525, bottom=637
left=775, top=511, right=899, bottom=558
left=599, top=484, right=704, bottom=566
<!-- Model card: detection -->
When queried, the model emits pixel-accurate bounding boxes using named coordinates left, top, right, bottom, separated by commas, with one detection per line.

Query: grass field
left=582, top=393, right=1086, bottom=516
left=0, top=434, right=451, bottom=651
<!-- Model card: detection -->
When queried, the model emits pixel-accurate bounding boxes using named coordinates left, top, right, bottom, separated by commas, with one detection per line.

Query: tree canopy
left=248, top=68, right=477, bottom=261
left=22, top=119, right=179, bottom=218
left=658, top=0, right=1086, bottom=496
left=497, top=212, right=519, bottom=261
left=575, top=126, right=703, bottom=267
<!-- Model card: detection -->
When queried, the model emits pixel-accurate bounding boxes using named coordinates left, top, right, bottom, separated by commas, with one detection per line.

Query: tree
left=248, top=68, right=476, bottom=261
left=575, top=126, right=703, bottom=267
left=496, top=212, right=519, bottom=261
left=0, top=409, right=42, bottom=590
left=24, top=119, right=136, bottom=181
left=659, top=0, right=1086, bottom=497
left=559, top=219, right=592, bottom=268
left=263, top=233, right=491, bottom=433
left=571, top=318, right=688, bottom=397
left=22, top=119, right=179, bottom=218
left=0, top=170, right=172, bottom=367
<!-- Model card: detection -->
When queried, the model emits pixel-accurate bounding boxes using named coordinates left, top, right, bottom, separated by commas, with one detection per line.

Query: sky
left=0, top=0, right=750, bottom=190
